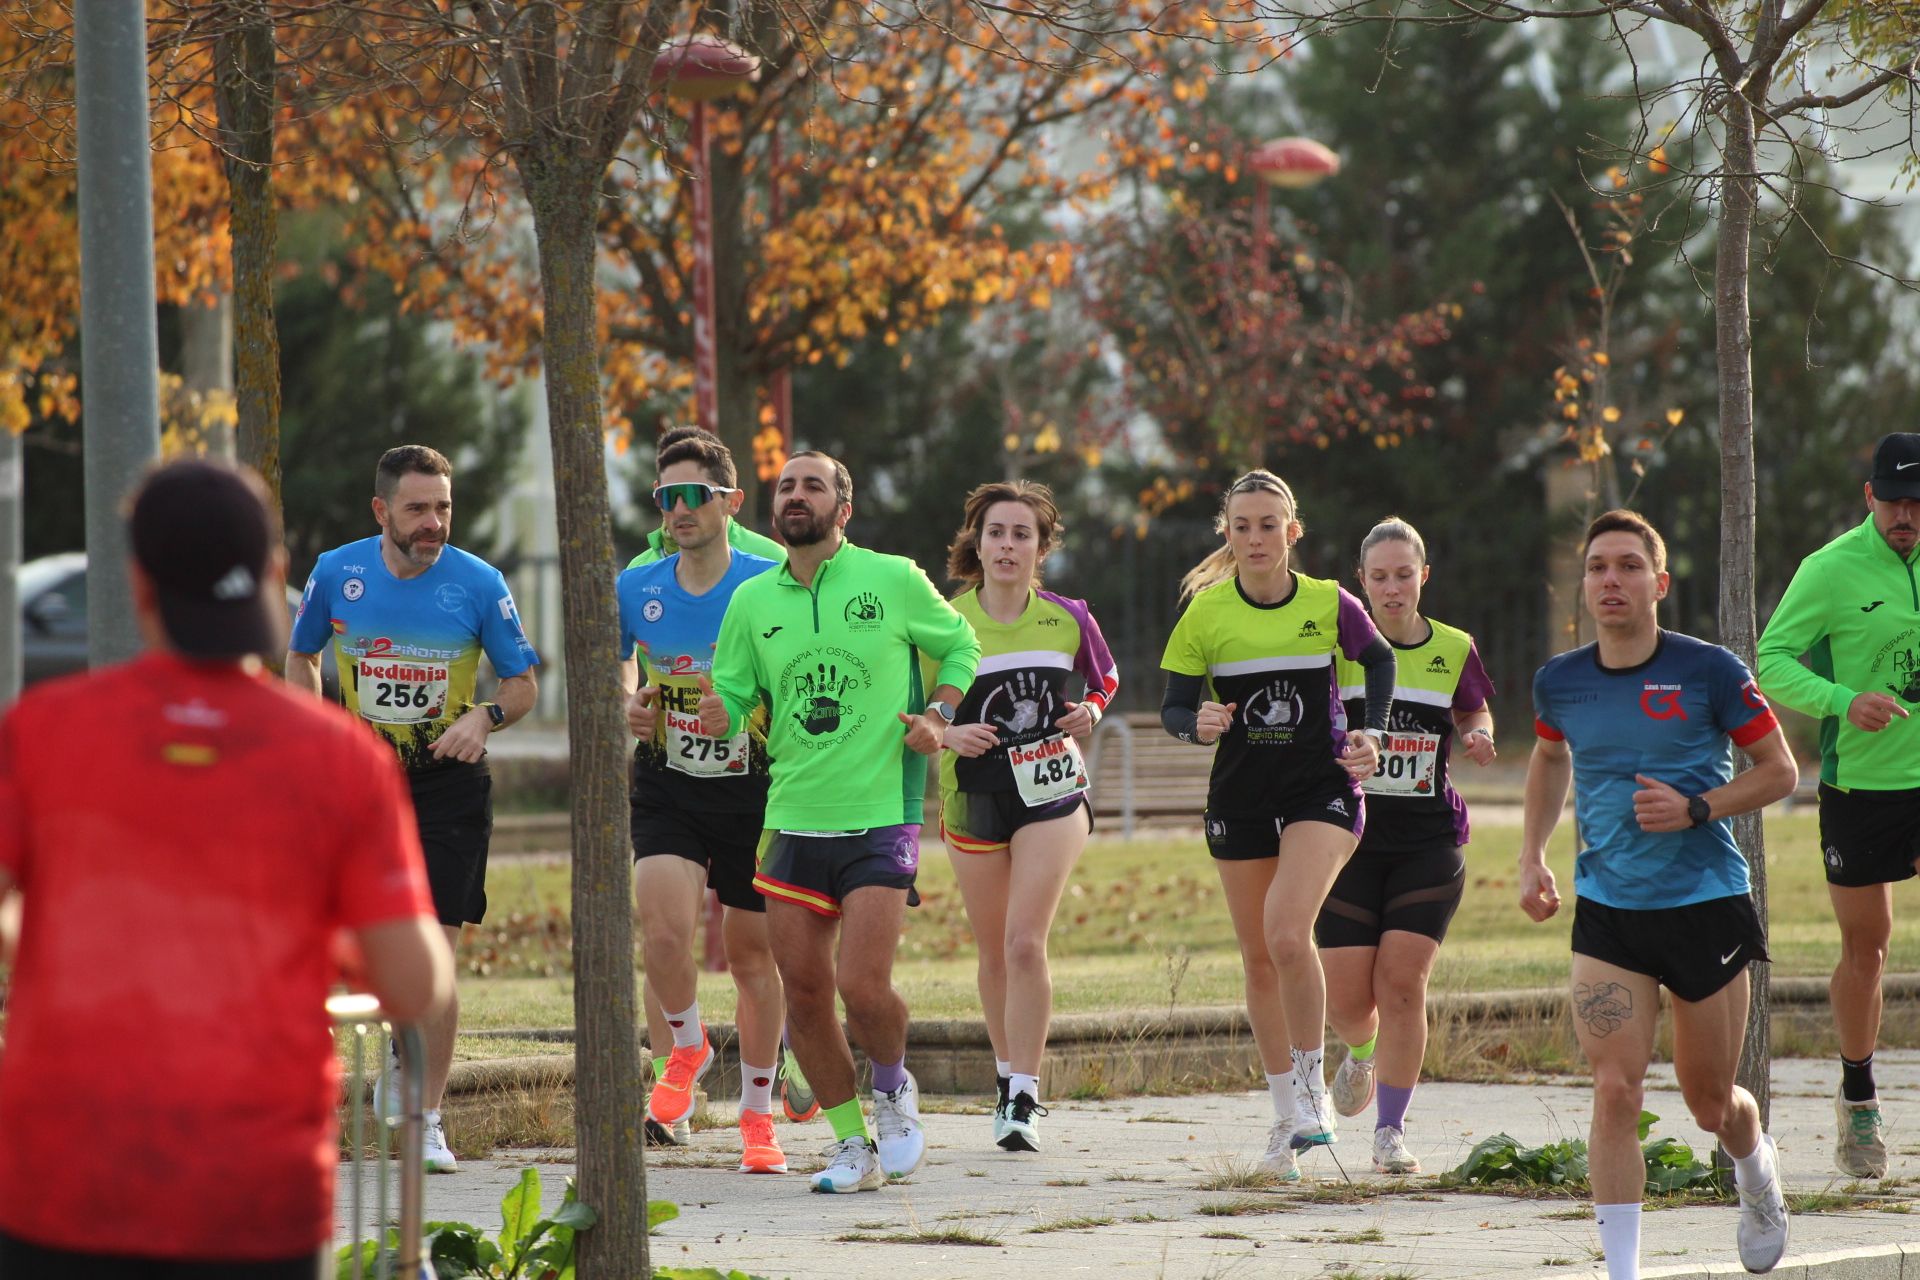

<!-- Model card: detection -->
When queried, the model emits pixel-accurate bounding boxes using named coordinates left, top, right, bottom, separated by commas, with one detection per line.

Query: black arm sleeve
left=1160, top=670, right=1205, bottom=743
left=1356, top=634, right=1395, bottom=733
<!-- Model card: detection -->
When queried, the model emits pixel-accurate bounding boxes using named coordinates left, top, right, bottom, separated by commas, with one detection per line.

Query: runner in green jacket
left=698, top=451, right=981, bottom=1195
left=1756, top=431, right=1920, bottom=1178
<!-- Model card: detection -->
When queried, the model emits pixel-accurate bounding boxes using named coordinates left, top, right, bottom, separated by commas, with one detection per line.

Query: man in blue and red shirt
left=1520, top=510, right=1798, bottom=1280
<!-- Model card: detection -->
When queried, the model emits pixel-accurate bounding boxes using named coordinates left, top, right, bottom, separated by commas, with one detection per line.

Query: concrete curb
left=1540, top=1242, right=1911, bottom=1278
left=453, top=976, right=1920, bottom=1099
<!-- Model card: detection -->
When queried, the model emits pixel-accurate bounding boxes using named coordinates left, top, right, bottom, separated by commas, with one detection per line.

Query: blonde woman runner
left=1159, top=470, right=1393, bottom=1178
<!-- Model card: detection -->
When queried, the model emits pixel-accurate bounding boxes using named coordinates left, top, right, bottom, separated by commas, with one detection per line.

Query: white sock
left=1291, top=1046, right=1326, bottom=1096
left=1594, top=1203, right=1642, bottom=1280
left=1266, top=1071, right=1296, bottom=1121
left=995, top=1058, right=1013, bottom=1080
left=738, top=1061, right=775, bottom=1115
left=1730, top=1136, right=1774, bottom=1191
left=1009, top=1072, right=1040, bottom=1102
left=666, top=1002, right=703, bottom=1050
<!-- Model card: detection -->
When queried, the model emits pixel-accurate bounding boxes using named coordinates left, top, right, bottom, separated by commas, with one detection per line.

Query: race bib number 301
left=358, top=658, right=451, bottom=725
left=1363, top=730, right=1441, bottom=796
left=1010, top=733, right=1088, bottom=807
left=664, top=707, right=750, bottom=778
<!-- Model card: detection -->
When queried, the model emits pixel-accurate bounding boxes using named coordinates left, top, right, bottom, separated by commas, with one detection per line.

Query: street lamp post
left=1243, top=137, right=1340, bottom=460
left=651, top=35, right=761, bottom=438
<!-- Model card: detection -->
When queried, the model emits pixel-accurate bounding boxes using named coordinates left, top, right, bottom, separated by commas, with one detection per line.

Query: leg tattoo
left=1573, top=982, right=1633, bottom=1037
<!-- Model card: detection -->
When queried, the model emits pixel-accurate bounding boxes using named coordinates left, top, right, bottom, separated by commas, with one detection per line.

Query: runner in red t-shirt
left=0, top=460, right=451, bottom=1278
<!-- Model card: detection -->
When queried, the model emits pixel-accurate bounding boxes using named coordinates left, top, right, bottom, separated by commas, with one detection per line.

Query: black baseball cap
left=128, top=458, right=286, bottom=659
left=1870, top=433, right=1920, bottom=502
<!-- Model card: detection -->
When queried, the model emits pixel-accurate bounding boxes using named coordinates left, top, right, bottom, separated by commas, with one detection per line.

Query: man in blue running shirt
left=287, top=445, right=539, bottom=1174
left=1520, top=511, right=1797, bottom=1279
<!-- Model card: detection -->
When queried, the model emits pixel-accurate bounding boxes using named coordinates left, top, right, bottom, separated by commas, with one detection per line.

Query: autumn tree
left=321, top=0, right=1275, bottom=519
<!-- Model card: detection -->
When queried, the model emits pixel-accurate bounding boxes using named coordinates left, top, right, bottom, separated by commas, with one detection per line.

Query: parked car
left=19, top=552, right=339, bottom=696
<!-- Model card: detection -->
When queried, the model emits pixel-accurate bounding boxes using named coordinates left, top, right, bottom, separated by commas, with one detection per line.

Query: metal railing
left=331, top=993, right=427, bottom=1280
left=1087, top=714, right=1137, bottom=840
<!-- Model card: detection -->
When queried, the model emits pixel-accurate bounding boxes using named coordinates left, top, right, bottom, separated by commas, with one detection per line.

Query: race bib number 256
left=358, top=658, right=450, bottom=725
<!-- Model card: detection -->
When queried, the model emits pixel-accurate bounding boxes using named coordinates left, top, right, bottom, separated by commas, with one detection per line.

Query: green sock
left=652, top=1055, right=668, bottom=1081
left=1349, top=1034, right=1378, bottom=1062
left=824, top=1098, right=870, bottom=1144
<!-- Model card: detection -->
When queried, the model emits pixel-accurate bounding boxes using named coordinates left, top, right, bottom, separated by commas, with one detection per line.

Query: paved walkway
left=338, top=1053, right=1920, bottom=1278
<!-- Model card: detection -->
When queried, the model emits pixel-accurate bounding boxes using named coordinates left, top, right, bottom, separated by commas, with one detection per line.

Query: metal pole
left=690, top=102, right=719, bottom=435
left=768, top=129, right=793, bottom=453
left=74, top=0, right=162, bottom=669
left=0, top=428, right=20, bottom=706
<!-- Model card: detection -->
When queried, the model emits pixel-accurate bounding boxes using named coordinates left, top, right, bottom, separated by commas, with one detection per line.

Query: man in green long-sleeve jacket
left=698, top=450, right=981, bottom=1194
left=1757, top=430, right=1920, bottom=1179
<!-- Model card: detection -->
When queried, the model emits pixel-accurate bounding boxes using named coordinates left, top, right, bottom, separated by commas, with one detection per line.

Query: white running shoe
left=422, top=1110, right=457, bottom=1174
left=871, top=1072, right=926, bottom=1177
left=1291, top=1088, right=1337, bottom=1149
left=999, top=1092, right=1045, bottom=1153
left=1371, top=1124, right=1421, bottom=1174
left=810, top=1137, right=883, bottom=1193
left=644, top=1114, right=691, bottom=1147
left=992, top=1076, right=1010, bottom=1146
left=1259, top=1119, right=1302, bottom=1182
left=1833, top=1087, right=1888, bottom=1178
left=1736, top=1134, right=1789, bottom=1274
left=1331, top=1053, right=1377, bottom=1118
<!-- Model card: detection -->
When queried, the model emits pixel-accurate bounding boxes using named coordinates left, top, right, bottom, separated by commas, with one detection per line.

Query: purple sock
left=871, top=1057, right=908, bottom=1095
left=1376, top=1084, right=1414, bottom=1131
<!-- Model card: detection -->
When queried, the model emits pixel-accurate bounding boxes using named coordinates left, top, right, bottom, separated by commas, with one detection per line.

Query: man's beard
left=780, top=506, right=832, bottom=546
left=393, top=527, right=446, bottom=566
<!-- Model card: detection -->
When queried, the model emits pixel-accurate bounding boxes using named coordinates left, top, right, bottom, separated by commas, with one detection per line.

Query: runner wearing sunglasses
left=620, top=432, right=791, bottom=1173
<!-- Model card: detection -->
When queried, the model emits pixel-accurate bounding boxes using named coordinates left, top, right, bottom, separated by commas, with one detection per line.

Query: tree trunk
left=524, top=174, right=650, bottom=1277
left=211, top=2, right=282, bottom=511
left=1716, top=89, right=1770, bottom=1127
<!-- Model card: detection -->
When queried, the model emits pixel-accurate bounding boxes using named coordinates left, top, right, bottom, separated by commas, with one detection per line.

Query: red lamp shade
left=651, top=34, right=761, bottom=101
left=1247, top=137, right=1340, bottom=189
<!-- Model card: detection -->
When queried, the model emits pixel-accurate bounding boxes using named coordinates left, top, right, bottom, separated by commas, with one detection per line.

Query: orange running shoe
left=738, top=1108, right=788, bottom=1174
left=647, top=1029, right=714, bottom=1126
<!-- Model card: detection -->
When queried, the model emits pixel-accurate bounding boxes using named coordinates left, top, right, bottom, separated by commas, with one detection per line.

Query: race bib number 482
left=1010, top=733, right=1088, bottom=807
left=1363, top=730, right=1441, bottom=796
left=358, top=658, right=450, bottom=725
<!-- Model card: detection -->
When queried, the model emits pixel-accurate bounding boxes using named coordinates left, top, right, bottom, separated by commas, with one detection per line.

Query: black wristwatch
left=1686, top=794, right=1711, bottom=828
left=476, top=701, right=506, bottom=732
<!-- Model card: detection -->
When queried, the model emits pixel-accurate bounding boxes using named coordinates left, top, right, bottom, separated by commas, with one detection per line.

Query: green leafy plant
left=336, top=1170, right=760, bottom=1280
left=1447, top=1112, right=1726, bottom=1195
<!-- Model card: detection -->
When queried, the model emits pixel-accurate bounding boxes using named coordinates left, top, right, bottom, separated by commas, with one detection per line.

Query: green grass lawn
left=456, top=810, right=1898, bottom=1038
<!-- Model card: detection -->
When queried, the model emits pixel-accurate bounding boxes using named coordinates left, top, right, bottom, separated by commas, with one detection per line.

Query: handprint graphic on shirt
left=793, top=661, right=859, bottom=736
left=984, top=670, right=1054, bottom=740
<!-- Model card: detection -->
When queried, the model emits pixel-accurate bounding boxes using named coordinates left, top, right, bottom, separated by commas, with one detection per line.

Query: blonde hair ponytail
left=1178, top=469, right=1302, bottom=603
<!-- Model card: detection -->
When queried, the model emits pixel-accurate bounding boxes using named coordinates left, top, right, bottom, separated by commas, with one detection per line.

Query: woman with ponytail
left=1159, top=470, right=1395, bottom=1180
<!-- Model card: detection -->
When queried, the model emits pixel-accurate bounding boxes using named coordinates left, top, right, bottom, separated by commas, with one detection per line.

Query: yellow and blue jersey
left=617, top=549, right=776, bottom=808
left=290, top=537, right=538, bottom=772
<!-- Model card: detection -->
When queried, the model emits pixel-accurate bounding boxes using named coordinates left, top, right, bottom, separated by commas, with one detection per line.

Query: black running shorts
left=753, top=825, right=920, bottom=917
left=1817, top=782, right=1920, bottom=888
left=408, top=760, right=492, bottom=927
left=1315, top=843, right=1466, bottom=949
left=630, top=799, right=766, bottom=912
left=1570, top=894, right=1768, bottom=1003
left=1203, top=789, right=1365, bottom=861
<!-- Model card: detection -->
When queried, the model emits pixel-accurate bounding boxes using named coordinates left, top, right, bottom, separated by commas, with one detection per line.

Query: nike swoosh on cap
left=1899, top=461, right=1920, bottom=471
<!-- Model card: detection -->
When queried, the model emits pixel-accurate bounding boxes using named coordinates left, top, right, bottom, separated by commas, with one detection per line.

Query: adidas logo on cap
left=212, top=565, right=257, bottom=601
